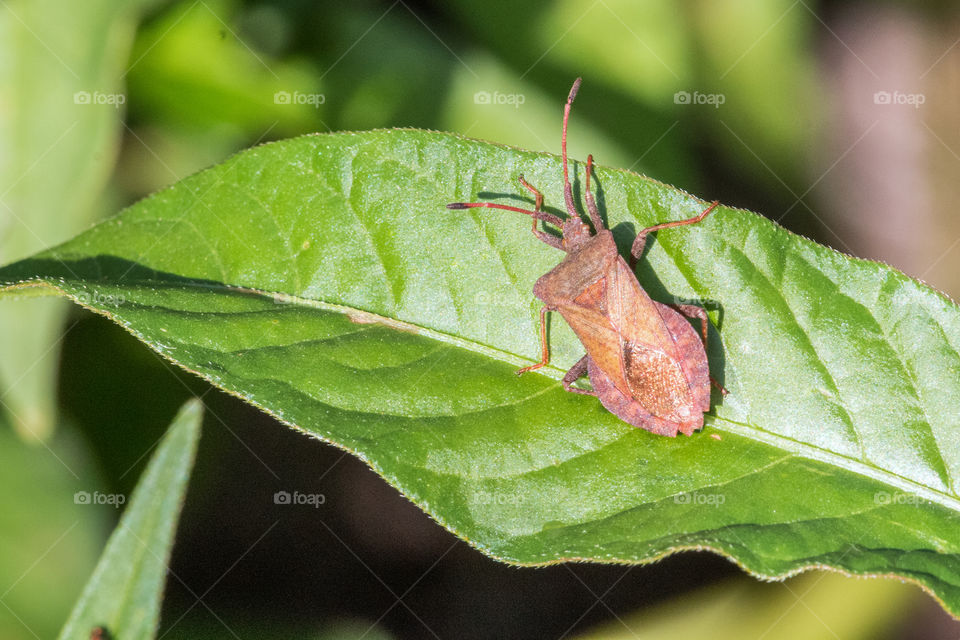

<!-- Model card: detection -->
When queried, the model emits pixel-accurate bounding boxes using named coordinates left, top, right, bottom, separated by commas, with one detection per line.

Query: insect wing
left=606, top=257, right=706, bottom=422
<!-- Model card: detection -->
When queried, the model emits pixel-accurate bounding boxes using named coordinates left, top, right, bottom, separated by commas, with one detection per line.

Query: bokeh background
left=2, top=1, right=960, bottom=638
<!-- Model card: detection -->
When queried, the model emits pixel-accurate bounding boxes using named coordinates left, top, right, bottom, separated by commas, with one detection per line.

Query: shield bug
left=448, top=78, right=724, bottom=436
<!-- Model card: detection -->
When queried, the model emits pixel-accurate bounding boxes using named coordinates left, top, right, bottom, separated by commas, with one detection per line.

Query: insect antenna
left=562, top=77, right=582, bottom=219
left=445, top=201, right=564, bottom=229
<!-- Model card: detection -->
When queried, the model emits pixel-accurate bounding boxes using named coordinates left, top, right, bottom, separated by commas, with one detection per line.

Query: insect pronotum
left=448, top=78, right=725, bottom=436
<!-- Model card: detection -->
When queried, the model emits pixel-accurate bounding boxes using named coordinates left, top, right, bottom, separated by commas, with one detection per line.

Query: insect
left=447, top=78, right=724, bottom=436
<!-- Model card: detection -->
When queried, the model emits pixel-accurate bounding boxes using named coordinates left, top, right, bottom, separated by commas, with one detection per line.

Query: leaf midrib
left=716, top=415, right=960, bottom=511
left=8, top=276, right=960, bottom=513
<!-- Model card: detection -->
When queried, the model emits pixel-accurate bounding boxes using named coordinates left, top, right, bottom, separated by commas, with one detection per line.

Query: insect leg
left=562, top=355, right=596, bottom=396
left=630, top=200, right=720, bottom=270
left=518, top=174, right=544, bottom=210
left=516, top=306, right=551, bottom=375
left=670, top=303, right=729, bottom=395
left=670, top=304, right=709, bottom=345
left=584, top=154, right=604, bottom=232
left=710, top=377, right=729, bottom=395
left=518, top=175, right=563, bottom=250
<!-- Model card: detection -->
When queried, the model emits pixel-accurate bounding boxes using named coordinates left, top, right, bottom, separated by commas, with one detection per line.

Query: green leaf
left=58, top=399, right=202, bottom=640
left=2, top=130, right=959, bottom=615
left=0, top=0, right=165, bottom=440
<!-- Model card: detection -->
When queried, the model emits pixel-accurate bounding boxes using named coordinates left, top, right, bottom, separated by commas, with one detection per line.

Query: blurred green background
left=2, top=1, right=960, bottom=638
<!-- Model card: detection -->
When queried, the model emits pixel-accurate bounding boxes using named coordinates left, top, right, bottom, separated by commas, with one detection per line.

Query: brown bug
left=90, top=627, right=110, bottom=640
left=448, top=78, right=724, bottom=436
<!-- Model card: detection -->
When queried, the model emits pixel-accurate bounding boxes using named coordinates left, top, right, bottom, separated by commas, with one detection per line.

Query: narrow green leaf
left=3, top=130, right=959, bottom=615
left=58, top=399, right=202, bottom=640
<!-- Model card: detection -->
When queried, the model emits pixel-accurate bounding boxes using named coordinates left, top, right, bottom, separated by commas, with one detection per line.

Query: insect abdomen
left=622, top=343, right=694, bottom=419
